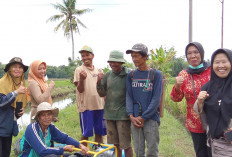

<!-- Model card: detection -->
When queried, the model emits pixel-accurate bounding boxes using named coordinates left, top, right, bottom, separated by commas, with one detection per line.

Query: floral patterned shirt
left=170, top=67, right=211, bottom=133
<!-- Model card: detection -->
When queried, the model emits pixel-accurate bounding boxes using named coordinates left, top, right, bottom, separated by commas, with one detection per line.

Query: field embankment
left=11, top=80, right=195, bottom=157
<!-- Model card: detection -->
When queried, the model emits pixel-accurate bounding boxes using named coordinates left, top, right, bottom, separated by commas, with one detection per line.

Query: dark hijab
left=202, top=48, right=232, bottom=138
left=185, top=42, right=210, bottom=74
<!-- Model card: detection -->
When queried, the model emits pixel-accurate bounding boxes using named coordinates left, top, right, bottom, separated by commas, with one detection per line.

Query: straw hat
left=32, top=102, right=59, bottom=120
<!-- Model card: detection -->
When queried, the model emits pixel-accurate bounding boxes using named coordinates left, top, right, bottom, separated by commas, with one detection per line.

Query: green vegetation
left=159, top=110, right=194, bottom=157
left=10, top=79, right=195, bottom=157
left=11, top=104, right=194, bottom=157
left=164, top=83, right=187, bottom=123
left=6, top=44, right=192, bottom=156
left=52, top=80, right=76, bottom=98
left=148, top=46, right=176, bottom=78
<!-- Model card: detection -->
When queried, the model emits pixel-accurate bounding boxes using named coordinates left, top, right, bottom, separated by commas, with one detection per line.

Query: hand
left=137, top=116, right=145, bottom=126
left=16, top=82, right=26, bottom=94
left=17, top=108, right=24, bottom=118
left=79, top=143, right=89, bottom=155
left=130, top=115, right=144, bottom=128
left=197, top=91, right=209, bottom=105
left=175, top=76, right=184, bottom=90
left=63, top=145, right=74, bottom=152
left=79, top=70, right=87, bottom=81
left=197, top=91, right=209, bottom=112
left=49, top=80, right=55, bottom=88
left=97, top=73, right=104, bottom=84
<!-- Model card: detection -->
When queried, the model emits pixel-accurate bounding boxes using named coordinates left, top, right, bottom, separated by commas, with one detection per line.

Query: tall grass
left=164, top=83, right=187, bottom=124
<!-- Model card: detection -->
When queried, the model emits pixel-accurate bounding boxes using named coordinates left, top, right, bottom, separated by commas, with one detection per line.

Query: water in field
left=17, top=97, right=73, bottom=129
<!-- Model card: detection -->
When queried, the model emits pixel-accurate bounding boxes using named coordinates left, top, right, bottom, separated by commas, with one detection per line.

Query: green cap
left=108, top=50, right=125, bottom=63
left=79, top=45, right=93, bottom=54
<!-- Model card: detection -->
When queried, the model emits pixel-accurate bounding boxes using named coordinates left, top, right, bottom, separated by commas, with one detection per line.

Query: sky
left=0, top=0, right=232, bottom=69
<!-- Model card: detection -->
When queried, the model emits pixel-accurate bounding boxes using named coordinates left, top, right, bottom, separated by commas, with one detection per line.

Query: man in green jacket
left=97, top=50, right=133, bottom=157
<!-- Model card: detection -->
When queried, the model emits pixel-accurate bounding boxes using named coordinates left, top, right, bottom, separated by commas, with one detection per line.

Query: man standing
left=97, top=50, right=133, bottom=157
left=74, top=45, right=106, bottom=143
left=126, top=43, right=163, bottom=157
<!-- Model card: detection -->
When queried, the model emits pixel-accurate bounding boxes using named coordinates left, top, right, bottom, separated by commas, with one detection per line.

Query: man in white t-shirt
left=74, top=45, right=106, bottom=143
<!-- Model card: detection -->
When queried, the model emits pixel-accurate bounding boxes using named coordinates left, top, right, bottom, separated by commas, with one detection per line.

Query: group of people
left=0, top=58, right=89, bottom=157
left=74, top=43, right=163, bottom=157
left=171, top=42, right=232, bottom=157
left=0, top=41, right=232, bottom=157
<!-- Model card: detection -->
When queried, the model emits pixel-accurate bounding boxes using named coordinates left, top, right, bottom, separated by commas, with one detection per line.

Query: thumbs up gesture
left=16, top=82, right=27, bottom=94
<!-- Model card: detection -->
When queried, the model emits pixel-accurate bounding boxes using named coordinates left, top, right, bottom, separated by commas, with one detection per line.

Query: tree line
left=0, top=57, right=81, bottom=79
left=0, top=54, right=190, bottom=80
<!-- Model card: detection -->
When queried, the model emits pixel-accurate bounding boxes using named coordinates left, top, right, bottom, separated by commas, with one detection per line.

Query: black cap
left=4, top=57, right=28, bottom=72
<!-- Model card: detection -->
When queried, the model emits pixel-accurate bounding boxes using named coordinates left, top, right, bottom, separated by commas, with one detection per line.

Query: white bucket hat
left=32, top=102, right=59, bottom=120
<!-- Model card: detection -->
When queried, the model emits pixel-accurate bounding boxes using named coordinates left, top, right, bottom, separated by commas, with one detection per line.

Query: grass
left=159, top=109, right=194, bottom=157
left=164, top=83, right=187, bottom=124
left=51, top=79, right=74, bottom=87
left=11, top=102, right=195, bottom=157
left=10, top=80, right=196, bottom=157
left=52, top=80, right=76, bottom=98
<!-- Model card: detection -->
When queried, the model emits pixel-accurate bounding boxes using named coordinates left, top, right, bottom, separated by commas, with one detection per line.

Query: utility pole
left=189, top=0, right=193, bottom=43
left=220, top=0, right=224, bottom=48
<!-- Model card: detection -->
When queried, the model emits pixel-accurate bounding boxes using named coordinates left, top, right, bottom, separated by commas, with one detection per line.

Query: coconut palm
left=47, top=0, right=92, bottom=60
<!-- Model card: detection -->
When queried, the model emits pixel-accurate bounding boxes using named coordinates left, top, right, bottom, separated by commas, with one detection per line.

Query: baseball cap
left=79, top=45, right=93, bottom=54
left=126, top=43, right=148, bottom=55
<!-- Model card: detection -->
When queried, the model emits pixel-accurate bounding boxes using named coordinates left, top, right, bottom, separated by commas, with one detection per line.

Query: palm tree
left=47, top=0, right=92, bottom=60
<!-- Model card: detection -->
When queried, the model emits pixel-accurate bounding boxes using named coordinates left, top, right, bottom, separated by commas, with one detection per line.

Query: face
left=131, top=52, right=147, bottom=67
left=80, top=51, right=94, bottom=67
left=186, top=45, right=202, bottom=67
left=108, top=61, right=123, bottom=73
left=10, top=63, right=24, bottom=78
left=38, top=63, right=46, bottom=79
left=213, top=53, right=231, bottom=78
left=37, top=110, right=53, bottom=128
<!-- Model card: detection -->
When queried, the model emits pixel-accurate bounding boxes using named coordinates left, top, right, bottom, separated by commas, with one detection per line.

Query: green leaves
left=47, top=0, right=92, bottom=60
left=147, top=46, right=176, bottom=78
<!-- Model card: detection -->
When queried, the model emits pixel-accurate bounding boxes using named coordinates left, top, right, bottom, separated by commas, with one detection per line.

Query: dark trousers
left=190, top=131, right=212, bottom=157
left=0, top=136, right=12, bottom=157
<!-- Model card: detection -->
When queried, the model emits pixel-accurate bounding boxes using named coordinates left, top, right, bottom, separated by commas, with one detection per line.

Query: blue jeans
left=131, top=119, right=159, bottom=157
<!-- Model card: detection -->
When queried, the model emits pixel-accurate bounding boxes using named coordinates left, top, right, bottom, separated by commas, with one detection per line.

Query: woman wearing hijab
left=196, top=48, right=232, bottom=156
left=0, top=57, right=27, bottom=157
left=27, top=60, right=55, bottom=123
left=170, top=42, right=211, bottom=157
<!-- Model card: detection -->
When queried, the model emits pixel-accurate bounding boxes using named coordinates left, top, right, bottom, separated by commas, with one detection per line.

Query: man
left=97, top=50, right=133, bottom=157
left=74, top=45, right=106, bottom=143
left=20, top=102, right=89, bottom=156
left=126, top=43, right=163, bottom=157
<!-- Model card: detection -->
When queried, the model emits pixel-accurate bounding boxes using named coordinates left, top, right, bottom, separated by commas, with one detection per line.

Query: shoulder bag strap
left=190, top=74, right=197, bottom=100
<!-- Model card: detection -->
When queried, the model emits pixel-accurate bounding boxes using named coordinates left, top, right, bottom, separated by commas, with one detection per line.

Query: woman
left=0, top=57, right=27, bottom=157
left=196, top=48, right=232, bottom=156
left=170, top=42, right=211, bottom=157
left=27, top=60, right=55, bottom=123
left=20, top=102, right=89, bottom=156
